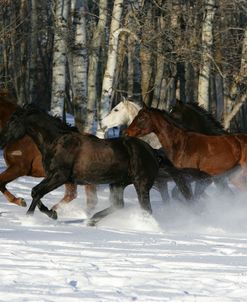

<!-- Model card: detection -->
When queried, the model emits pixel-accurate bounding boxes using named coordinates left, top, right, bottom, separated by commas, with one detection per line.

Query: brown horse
left=0, top=90, right=98, bottom=210
left=125, top=104, right=247, bottom=179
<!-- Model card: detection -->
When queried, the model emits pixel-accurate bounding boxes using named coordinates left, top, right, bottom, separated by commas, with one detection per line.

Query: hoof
left=13, top=198, right=27, bottom=207
left=19, top=198, right=27, bottom=207
left=49, top=210, right=58, bottom=220
left=26, top=210, right=34, bottom=216
left=87, top=219, right=97, bottom=227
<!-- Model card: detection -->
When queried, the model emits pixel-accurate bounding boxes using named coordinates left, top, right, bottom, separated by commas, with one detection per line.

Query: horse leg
left=133, top=181, right=152, bottom=215
left=167, top=168, right=193, bottom=201
left=88, top=184, right=124, bottom=226
left=193, top=177, right=212, bottom=200
left=51, top=183, right=77, bottom=210
left=85, top=184, right=98, bottom=213
left=27, top=172, right=69, bottom=219
left=0, top=165, right=27, bottom=207
left=153, top=178, right=170, bottom=203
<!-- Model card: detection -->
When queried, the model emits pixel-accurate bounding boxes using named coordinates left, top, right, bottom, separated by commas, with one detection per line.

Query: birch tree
left=84, top=0, right=108, bottom=133
left=224, top=26, right=247, bottom=129
left=198, top=0, right=216, bottom=110
left=69, top=0, right=88, bottom=131
left=29, top=0, right=38, bottom=104
left=98, top=0, right=124, bottom=124
left=50, top=0, right=70, bottom=117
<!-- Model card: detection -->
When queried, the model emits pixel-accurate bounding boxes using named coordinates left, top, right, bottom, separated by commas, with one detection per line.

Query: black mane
left=149, top=107, right=190, bottom=131
left=186, top=102, right=226, bottom=133
left=22, top=104, right=79, bottom=134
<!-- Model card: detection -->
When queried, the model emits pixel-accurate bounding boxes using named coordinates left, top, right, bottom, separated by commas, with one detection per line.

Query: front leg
left=27, top=172, right=69, bottom=219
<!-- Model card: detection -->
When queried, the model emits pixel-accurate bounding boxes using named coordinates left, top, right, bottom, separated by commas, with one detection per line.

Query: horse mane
left=149, top=107, right=190, bottom=131
left=22, top=104, right=79, bottom=133
left=185, top=102, right=226, bottom=133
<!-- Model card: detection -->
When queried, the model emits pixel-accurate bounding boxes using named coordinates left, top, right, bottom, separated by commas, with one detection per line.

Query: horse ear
left=121, top=96, right=127, bottom=104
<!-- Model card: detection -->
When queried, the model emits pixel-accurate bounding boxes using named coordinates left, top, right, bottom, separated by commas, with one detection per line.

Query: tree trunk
left=224, top=26, right=247, bottom=129
left=69, top=0, right=88, bottom=131
left=50, top=0, right=70, bottom=117
left=98, top=0, right=124, bottom=123
left=85, top=0, right=108, bottom=133
left=29, top=0, right=38, bottom=104
left=198, top=0, right=216, bottom=109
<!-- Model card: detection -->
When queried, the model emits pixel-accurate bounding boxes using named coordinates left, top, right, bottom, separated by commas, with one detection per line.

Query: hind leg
left=88, top=184, right=124, bottom=226
left=85, top=184, right=98, bottom=212
left=194, top=178, right=212, bottom=200
left=0, top=165, right=27, bottom=207
left=52, top=183, right=78, bottom=210
left=153, top=178, right=170, bottom=203
left=168, top=168, right=193, bottom=201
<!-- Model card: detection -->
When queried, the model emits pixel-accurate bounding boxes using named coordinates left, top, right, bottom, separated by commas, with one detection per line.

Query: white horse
left=98, top=100, right=161, bottom=149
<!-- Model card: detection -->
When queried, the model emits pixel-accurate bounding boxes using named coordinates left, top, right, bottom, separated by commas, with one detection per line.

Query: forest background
left=0, top=0, right=247, bottom=133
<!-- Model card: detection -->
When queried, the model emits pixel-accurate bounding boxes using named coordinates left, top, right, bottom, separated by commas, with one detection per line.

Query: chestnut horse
left=0, top=91, right=97, bottom=210
left=0, top=104, right=164, bottom=225
left=126, top=105, right=247, bottom=180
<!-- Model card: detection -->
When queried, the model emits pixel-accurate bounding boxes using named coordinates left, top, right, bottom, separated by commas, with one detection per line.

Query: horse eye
left=114, top=109, right=119, bottom=112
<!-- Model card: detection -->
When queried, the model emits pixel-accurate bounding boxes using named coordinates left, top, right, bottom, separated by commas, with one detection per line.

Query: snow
left=1, top=153, right=247, bottom=302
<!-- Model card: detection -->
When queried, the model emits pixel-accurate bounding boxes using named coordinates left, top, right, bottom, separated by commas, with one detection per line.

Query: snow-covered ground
left=1, top=154, right=247, bottom=302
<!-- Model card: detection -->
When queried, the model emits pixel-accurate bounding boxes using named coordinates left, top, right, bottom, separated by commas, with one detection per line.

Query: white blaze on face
left=10, top=150, right=23, bottom=156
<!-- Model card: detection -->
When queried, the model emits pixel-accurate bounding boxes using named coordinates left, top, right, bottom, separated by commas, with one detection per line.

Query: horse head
left=100, top=99, right=141, bottom=133
left=100, top=101, right=128, bottom=131
left=125, top=104, right=154, bottom=137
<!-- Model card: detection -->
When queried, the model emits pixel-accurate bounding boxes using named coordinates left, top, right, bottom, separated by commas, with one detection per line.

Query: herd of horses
left=0, top=91, right=245, bottom=225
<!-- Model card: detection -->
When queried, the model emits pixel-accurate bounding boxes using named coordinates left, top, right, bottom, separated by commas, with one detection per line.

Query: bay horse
left=0, top=104, right=168, bottom=225
left=0, top=91, right=98, bottom=211
left=169, top=100, right=244, bottom=190
left=125, top=105, right=247, bottom=183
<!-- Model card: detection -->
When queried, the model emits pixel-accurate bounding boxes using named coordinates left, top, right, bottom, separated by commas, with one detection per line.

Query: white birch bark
left=98, top=0, right=124, bottom=123
left=29, top=0, right=38, bottom=104
left=69, top=0, right=88, bottom=131
left=224, top=26, right=247, bottom=129
left=198, top=0, right=216, bottom=110
left=50, top=0, right=70, bottom=117
left=84, top=0, right=108, bottom=133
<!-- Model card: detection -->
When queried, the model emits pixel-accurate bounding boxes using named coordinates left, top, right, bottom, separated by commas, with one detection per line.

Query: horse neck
left=151, top=110, right=186, bottom=153
left=181, top=108, right=204, bottom=131
left=25, top=117, right=63, bottom=153
left=126, top=102, right=141, bottom=125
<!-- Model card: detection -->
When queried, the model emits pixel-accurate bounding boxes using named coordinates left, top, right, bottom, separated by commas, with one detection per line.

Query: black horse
left=0, top=105, right=196, bottom=224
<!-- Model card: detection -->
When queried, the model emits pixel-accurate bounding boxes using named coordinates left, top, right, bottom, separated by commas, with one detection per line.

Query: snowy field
left=1, top=153, right=247, bottom=301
